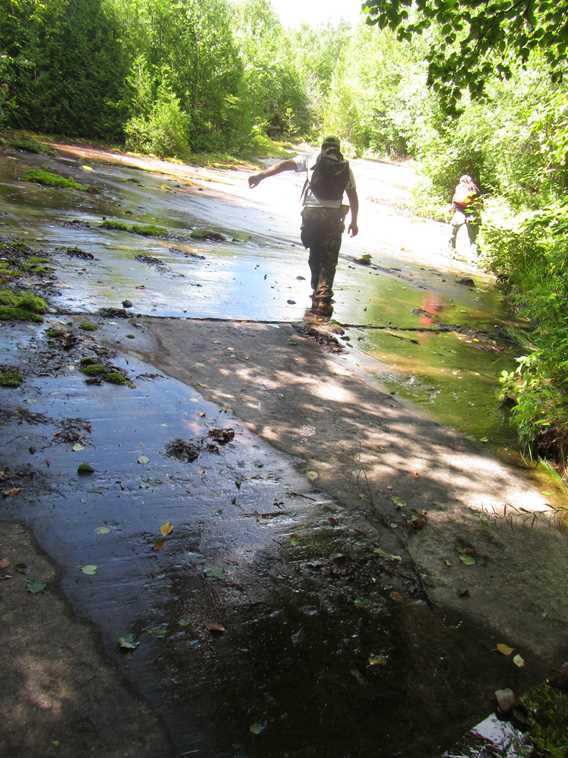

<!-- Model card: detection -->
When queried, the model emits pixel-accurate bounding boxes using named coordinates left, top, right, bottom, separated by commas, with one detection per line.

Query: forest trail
left=1, top=139, right=566, bottom=757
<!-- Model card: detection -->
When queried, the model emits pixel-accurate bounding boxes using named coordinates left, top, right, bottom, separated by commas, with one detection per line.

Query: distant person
left=449, top=174, right=480, bottom=256
left=248, top=136, right=359, bottom=319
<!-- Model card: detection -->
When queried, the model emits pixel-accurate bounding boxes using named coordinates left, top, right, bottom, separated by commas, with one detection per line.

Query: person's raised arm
left=248, top=159, right=298, bottom=189
left=346, top=186, right=359, bottom=237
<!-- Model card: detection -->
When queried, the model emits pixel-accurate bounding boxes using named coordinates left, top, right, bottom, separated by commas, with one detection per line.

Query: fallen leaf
left=153, top=538, right=166, bottom=552
left=389, top=591, right=403, bottom=603
left=513, top=654, right=526, bottom=668
left=408, top=511, right=428, bottom=530
left=391, top=496, right=407, bottom=509
left=373, top=547, right=402, bottom=562
left=137, top=455, right=150, bottom=465
left=25, top=578, right=47, bottom=594
left=95, top=526, right=111, bottom=535
left=81, top=564, right=97, bottom=576
left=2, top=487, right=22, bottom=497
left=118, top=633, right=139, bottom=651
left=207, top=622, right=226, bottom=635
left=178, top=616, right=192, bottom=627
left=159, top=520, right=174, bottom=536
left=0, top=558, right=10, bottom=570
left=458, top=553, right=476, bottom=566
left=368, top=654, right=388, bottom=667
left=72, top=443, right=84, bottom=452
left=496, top=643, right=514, bottom=656
left=306, top=470, right=319, bottom=482
left=249, top=721, right=267, bottom=736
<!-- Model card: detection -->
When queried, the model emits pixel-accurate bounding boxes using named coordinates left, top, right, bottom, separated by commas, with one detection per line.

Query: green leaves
left=363, top=0, right=568, bottom=108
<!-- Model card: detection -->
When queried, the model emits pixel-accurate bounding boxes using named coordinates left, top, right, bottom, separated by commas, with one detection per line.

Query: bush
left=482, top=200, right=568, bottom=462
left=125, top=87, right=190, bottom=158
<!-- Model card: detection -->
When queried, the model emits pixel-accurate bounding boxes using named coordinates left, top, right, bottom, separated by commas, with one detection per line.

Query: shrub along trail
left=1, top=138, right=567, bottom=757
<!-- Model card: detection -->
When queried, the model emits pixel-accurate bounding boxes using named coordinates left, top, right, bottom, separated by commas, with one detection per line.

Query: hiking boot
left=313, top=300, right=333, bottom=319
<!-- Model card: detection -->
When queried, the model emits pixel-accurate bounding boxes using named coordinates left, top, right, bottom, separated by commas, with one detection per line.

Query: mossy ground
left=79, top=321, right=98, bottom=332
left=0, top=242, right=52, bottom=283
left=22, top=169, right=87, bottom=191
left=9, top=137, right=54, bottom=155
left=80, top=357, right=132, bottom=386
left=0, top=367, right=23, bottom=387
left=100, top=220, right=169, bottom=237
left=0, top=289, right=47, bottom=322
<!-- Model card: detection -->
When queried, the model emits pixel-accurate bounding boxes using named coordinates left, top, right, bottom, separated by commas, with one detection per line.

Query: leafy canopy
left=362, top=0, right=568, bottom=106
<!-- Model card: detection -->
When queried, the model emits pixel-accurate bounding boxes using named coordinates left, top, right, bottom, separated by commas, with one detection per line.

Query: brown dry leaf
left=496, top=643, right=514, bottom=656
left=409, top=512, right=428, bottom=530
left=2, top=487, right=22, bottom=498
left=207, top=622, right=226, bottom=635
left=153, top=538, right=166, bottom=552
left=389, top=591, right=403, bottom=603
left=159, top=520, right=174, bottom=537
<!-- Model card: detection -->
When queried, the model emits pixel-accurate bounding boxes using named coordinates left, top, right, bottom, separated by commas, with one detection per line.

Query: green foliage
left=232, top=0, right=310, bottom=142
left=322, top=25, right=431, bottom=157
left=484, top=201, right=568, bottom=460
left=125, top=82, right=190, bottom=158
left=363, top=0, right=568, bottom=109
left=0, top=0, right=128, bottom=138
left=419, top=60, right=568, bottom=210
left=22, top=169, right=87, bottom=191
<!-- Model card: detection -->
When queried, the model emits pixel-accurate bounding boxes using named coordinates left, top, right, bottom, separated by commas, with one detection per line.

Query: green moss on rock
left=0, top=289, right=47, bottom=322
left=0, top=367, right=23, bottom=387
left=22, top=169, right=86, bottom=191
left=100, top=220, right=168, bottom=237
left=9, top=137, right=53, bottom=155
left=79, top=321, right=98, bottom=332
left=81, top=362, right=107, bottom=376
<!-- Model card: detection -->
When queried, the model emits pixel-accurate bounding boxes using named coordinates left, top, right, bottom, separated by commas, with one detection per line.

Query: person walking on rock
left=248, top=136, right=359, bottom=319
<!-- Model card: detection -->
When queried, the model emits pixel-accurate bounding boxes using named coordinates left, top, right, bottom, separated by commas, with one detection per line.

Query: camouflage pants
left=300, top=207, right=344, bottom=304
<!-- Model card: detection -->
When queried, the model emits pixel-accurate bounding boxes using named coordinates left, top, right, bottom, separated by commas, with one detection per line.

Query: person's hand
left=348, top=221, right=359, bottom=237
left=248, top=174, right=262, bottom=189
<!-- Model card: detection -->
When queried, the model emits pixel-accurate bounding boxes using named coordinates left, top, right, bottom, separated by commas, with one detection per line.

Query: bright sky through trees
left=269, top=0, right=363, bottom=27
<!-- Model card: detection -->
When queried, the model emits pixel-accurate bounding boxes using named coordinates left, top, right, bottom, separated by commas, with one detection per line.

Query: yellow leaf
left=496, top=643, right=514, bottom=656
left=160, top=520, right=174, bottom=536
left=306, top=470, right=319, bottom=481
left=513, top=654, right=526, bottom=668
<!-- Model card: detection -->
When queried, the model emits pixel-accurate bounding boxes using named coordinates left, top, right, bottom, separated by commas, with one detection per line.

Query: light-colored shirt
left=293, top=154, right=356, bottom=208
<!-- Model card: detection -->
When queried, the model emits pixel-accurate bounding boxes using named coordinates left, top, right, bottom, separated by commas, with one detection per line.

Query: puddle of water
left=355, top=327, right=516, bottom=447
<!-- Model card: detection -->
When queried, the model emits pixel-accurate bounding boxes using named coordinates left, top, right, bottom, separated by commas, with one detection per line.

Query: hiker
left=449, top=174, right=480, bottom=256
left=248, top=136, right=358, bottom=318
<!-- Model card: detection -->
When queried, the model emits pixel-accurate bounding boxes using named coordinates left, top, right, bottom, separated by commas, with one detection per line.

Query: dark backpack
left=304, top=150, right=350, bottom=202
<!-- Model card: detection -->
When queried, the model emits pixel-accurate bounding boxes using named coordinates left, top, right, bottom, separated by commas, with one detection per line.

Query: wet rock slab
left=0, top=522, right=168, bottom=758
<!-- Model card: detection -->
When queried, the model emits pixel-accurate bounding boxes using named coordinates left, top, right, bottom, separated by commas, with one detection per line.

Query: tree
left=363, top=0, right=568, bottom=107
